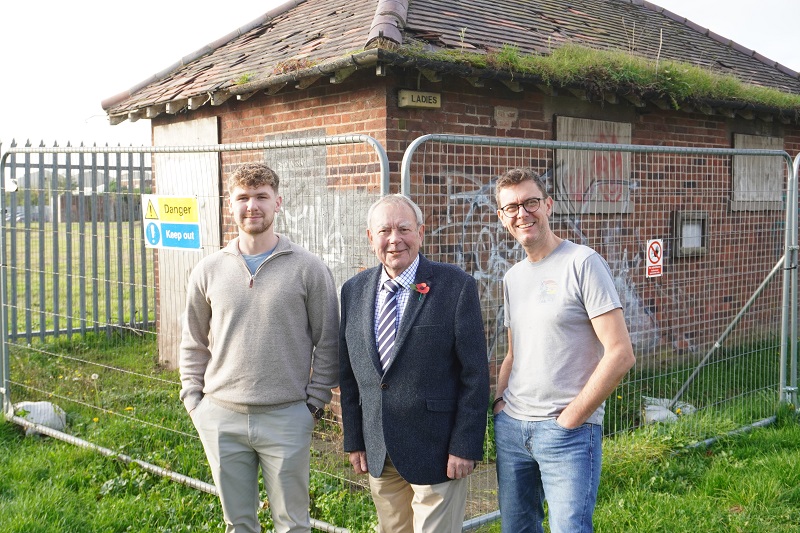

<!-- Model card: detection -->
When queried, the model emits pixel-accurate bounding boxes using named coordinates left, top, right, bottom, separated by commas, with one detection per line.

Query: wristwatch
left=307, top=403, right=324, bottom=420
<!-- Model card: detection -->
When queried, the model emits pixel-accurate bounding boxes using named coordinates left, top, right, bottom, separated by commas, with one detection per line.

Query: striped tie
left=376, top=279, right=401, bottom=371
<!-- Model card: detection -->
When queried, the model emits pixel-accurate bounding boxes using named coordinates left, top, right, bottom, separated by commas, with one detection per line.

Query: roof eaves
left=105, top=49, right=383, bottom=123
left=227, top=49, right=381, bottom=97
left=374, top=48, right=800, bottom=123
left=101, top=0, right=308, bottom=111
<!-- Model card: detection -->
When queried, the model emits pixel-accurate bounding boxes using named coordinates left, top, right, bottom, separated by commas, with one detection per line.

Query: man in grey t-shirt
left=492, top=168, right=635, bottom=533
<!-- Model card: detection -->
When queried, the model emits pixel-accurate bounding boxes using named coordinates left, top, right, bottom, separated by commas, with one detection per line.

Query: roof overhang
left=105, top=47, right=800, bottom=127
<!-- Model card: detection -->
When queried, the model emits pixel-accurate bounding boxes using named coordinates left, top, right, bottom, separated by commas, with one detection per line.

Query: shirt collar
left=379, top=255, right=420, bottom=289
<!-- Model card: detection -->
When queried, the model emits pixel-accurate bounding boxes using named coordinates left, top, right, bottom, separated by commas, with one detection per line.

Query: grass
left=3, top=331, right=795, bottom=531
left=4, top=332, right=379, bottom=531
left=593, top=406, right=800, bottom=532
left=3, top=407, right=798, bottom=532
left=0, top=421, right=223, bottom=532
left=604, top=341, right=782, bottom=436
left=399, top=42, right=800, bottom=113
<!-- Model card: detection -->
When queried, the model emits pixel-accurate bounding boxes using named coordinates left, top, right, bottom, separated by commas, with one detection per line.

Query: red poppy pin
left=410, top=282, right=430, bottom=300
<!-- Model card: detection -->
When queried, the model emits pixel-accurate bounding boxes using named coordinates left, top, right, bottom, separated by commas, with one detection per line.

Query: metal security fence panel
left=401, top=134, right=796, bottom=523
left=1, top=141, right=154, bottom=342
left=1, top=136, right=388, bottom=532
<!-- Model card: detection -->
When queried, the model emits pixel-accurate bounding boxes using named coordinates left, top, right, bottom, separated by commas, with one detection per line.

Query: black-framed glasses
left=498, top=197, right=544, bottom=217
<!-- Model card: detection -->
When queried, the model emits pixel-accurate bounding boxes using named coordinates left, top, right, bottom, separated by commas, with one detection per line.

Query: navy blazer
left=339, top=255, right=489, bottom=485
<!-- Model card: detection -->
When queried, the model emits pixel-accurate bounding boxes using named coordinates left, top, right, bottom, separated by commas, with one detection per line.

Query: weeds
left=3, top=333, right=797, bottom=531
left=399, top=42, right=800, bottom=113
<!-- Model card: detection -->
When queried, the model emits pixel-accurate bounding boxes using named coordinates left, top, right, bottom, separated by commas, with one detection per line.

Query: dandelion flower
left=125, top=406, right=134, bottom=411
left=616, top=395, right=622, bottom=400
left=92, top=417, right=99, bottom=423
left=675, top=408, right=682, bottom=415
left=91, top=374, right=99, bottom=380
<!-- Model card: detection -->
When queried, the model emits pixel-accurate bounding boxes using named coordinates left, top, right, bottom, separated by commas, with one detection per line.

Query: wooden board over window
left=554, top=116, right=633, bottom=214
left=732, top=134, right=784, bottom=211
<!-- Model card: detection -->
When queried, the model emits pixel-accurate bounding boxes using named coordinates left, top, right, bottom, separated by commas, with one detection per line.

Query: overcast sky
left=0, top=0, right=797, bottom=148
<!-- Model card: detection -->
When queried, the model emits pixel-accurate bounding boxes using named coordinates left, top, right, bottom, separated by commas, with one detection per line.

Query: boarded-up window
left=554, top=116, right=632, bottom=214
left=732, top=134, right=784, bottom=211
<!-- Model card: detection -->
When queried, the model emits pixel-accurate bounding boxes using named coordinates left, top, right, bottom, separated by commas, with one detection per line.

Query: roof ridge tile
left=367, top=0, right=409, bottom=47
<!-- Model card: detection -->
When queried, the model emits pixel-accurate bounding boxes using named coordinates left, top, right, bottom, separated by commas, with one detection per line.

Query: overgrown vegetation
left=234, top=72, right=254, bottom=85
left=604, top=341, right=782, bottom=436
left=3, top=333, right=797, bottom=531
left=3, top=405, right=798, bottom=531
left=399, top=42, right=800, bottom=115
left=594, top=405, right=800, bottom=532
left=4, top=332, right=379, bottom=531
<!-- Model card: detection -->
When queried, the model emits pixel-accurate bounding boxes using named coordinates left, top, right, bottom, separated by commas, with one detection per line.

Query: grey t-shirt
left=242, top=247, right=275, bottom=274
left=502, top=240, right=621, bottom=426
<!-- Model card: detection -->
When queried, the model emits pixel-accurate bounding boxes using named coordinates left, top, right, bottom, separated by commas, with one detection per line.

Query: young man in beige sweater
left=180, top=162, right=339, bottom=533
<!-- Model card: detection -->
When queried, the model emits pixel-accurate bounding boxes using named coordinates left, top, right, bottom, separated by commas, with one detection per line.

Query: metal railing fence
left=400, top=134, right=798, bottom=526
left=0, top=135, right=388, bottom=533
left=1, top=140, right=154, bottom=343
left=1, top=132, right=798, bottom=531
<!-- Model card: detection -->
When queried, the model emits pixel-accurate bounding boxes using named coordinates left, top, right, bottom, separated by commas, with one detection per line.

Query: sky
left=0, top=0, right=797, bottom=148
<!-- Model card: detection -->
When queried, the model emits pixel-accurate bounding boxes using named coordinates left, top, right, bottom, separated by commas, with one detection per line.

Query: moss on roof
left=397, top=42, right=800, bottom=117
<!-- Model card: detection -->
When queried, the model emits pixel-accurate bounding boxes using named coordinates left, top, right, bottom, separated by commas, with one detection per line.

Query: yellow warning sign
left=141, top=195, right=203, bottom=251
left=159, top=197, right=198, bottom=222
left=145, top=200, right=159, bottom=220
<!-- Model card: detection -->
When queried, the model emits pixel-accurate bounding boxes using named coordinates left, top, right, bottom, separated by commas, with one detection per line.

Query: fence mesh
left=1, top=138, right=385, bottom=532
left=403, top=137, right=792, bottom=451
left=1, top=135, right=796, bottom=530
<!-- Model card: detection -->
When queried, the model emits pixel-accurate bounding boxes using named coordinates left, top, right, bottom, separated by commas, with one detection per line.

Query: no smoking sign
left=646, top=239, right=663, bottom=278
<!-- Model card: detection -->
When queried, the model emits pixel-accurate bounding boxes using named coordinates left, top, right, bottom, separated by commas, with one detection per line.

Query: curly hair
left=227, top=162, right=280, bottom=194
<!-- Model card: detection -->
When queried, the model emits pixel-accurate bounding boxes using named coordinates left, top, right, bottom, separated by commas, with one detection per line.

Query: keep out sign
left=142, top=195, right=202, bottom=250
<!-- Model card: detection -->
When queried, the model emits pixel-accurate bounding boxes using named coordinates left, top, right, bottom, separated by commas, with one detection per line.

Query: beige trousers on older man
left=368, top=457, right=469, bottom=533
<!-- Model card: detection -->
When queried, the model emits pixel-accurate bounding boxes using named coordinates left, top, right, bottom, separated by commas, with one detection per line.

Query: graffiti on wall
left=423, top=166, right=686, bottom=355
left=266, top=129, right=376, bottom=289
left=427, top=173, right=522, bottom=357
left=554, top=117, right=633, bottom=214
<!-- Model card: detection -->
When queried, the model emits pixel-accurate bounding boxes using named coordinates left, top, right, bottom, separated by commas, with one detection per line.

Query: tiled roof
left=101, top=0, right=378, bottom=120
left=102, top=0, right=800, bottom=124
left=404, top=0, right=800, bottom=93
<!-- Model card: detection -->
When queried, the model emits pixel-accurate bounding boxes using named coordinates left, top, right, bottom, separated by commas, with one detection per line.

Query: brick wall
left=152, top=70, right=797, bottom=359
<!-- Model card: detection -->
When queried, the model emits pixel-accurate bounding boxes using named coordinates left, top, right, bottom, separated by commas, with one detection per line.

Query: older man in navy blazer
left=339, top=194, right=489, bottom=532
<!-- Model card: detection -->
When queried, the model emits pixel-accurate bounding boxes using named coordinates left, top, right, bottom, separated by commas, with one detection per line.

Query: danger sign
left=141, top=195, right=202, bottom=250
left=646, top=239, right=663, bottom=278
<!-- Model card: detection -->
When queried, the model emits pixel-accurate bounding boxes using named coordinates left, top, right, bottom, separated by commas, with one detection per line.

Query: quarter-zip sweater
left=179, top=235, right=339, bottom=414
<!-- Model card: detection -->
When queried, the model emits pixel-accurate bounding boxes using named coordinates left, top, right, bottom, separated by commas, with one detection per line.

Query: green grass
left=4, top=332, right=379, bottom=531
left=3, top=408, right=798, bottom=532
left=4, top=333, right=795, bottom=532
left=605, top=341, right=782, bottom=436
left=399, top=42, right=800, bottom=113
left=593, top=406, right=800, bottom=533
left=0, top=421, right=224, bottom=532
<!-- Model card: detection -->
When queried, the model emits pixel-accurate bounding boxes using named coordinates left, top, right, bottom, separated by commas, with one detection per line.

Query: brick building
left=101, top=0, right=800, bottom=369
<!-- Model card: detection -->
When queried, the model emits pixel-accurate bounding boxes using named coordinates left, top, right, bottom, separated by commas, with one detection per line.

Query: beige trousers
left=191, top=399, right=315, bottom=533
left=368, top=457, right=468, bottom=533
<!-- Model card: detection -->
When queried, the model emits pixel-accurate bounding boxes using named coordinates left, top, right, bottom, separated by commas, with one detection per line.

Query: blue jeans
left=494, top=411, right=602, bottom=533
